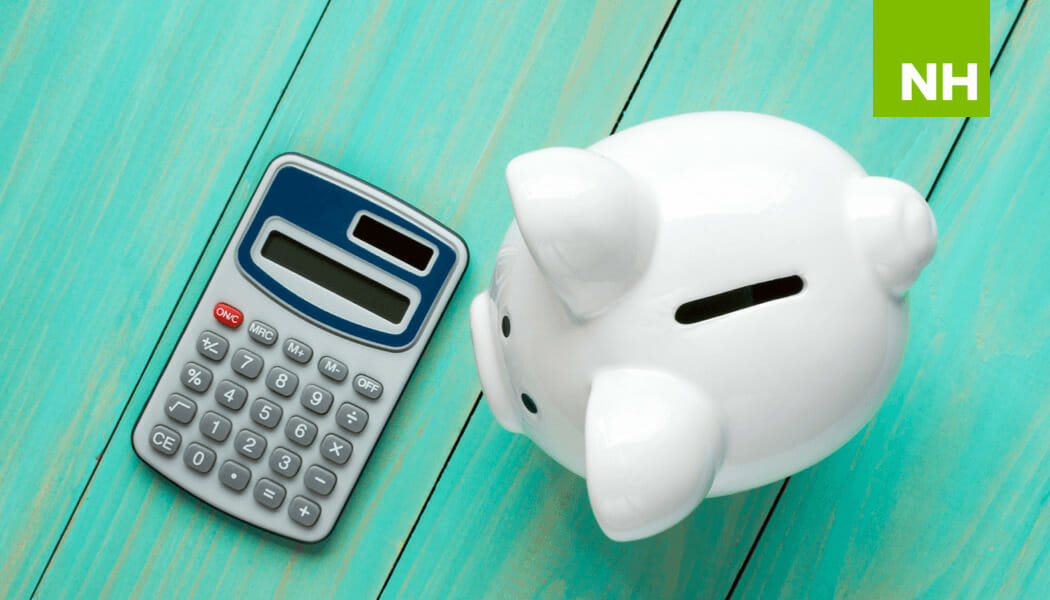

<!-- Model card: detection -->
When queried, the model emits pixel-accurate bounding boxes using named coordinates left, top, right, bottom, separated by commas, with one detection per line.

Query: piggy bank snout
left=469, top=293, right=523, bottom=433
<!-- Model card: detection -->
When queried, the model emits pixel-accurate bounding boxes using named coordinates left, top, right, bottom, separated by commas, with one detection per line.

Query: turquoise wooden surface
left=378, top=1, right=1028, bottom=598
left=0, top=1, right=1045, bottom=599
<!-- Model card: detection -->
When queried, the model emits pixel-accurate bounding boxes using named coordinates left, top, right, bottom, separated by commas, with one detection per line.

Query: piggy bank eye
left=675, top=275, right=804, bottom=324
left=501, top=315, right=512, bottom=337
left=520, top=393, right=538, bottom=414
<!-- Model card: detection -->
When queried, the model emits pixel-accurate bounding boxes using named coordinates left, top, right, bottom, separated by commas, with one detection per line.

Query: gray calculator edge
left=132, top=153, right=468, bottom=543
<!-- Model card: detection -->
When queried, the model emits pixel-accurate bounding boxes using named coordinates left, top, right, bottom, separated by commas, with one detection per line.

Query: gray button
left=149, top=425, right=181, bottom=455
left=164, top=394, right=197, bottom=424
left=300, top=384, right=333, bottom=415
left=200, top=411, right=232, bottom=442
left=269, top=447, right=301, bottom=478
left=247, top=320, right=278, bottom=346
left=219, top=460, right=251, bottom=491
left=180, top=362, right=213, bottom=393
left=318, top=356, right=348, bottom=382
left=250, top=398, right=282, bottom=429
left=305, top=465, right=337, bottom=496
left=254, top=478, right=286, bottom=509
left=196, top=330, right=229, bottom=361
left=183, top=442, right=216, bottom=473
left=353, top=373, right=383, bottom=399
left=336, top=402, right=369, bottom=434
left=283, top=338, right=313, bottom=364
left=285, top=416, right=317, bottom=447
left=266, top=367, right=298, bottom=397
left=231, top=348, right=264, bottom=379
left=235, top=429, right=267, bottom=460
left=320, top=434, right=352, bottom=465
left=214, top=379, right=248, bottom=410
left=289, top=496, right=320, bottom=527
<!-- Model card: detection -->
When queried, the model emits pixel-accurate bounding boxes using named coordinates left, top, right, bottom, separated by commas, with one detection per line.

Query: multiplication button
left=196, top=330, right=229, bottom=361
left=180, top=362, right=212, bottom=393
left=320, top=434, right=352, bottom=465
left=289, top=496, right=320, bottom=527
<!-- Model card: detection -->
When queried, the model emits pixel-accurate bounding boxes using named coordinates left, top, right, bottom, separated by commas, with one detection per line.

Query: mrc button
left=214, top=302, right=243, bottom=328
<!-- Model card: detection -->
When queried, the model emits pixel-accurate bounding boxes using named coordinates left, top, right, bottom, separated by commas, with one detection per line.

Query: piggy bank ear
left=847, top=176, right=937, bottom=296
left=585, top=369, right=725, bottom=541
left=506, top=147, right=657, bottom=319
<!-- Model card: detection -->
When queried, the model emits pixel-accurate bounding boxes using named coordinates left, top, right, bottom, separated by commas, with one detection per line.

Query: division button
left=288, top=496, right=321, bottom=527
left=183, top=443, right=216, bottom=474
left=219, top=460, right=251, bottom=491
left=254, top=478, right=286, bottom=510
left=283, top=338, right=313, bottom=364
left=149, top=425, right=181, bottom=456
left=196, top=330, right=229, bottom=361
left=180, top=362, right=213, bottom=393
left=213, top=302, right=243, bottom=328
left=304, top=465, right=336, bottom=496
left=231, top=349, right=264, bottom=380
left=317, top=356, right=348, bottom=382
left=320, top=434, right=352, bottom=465
left=247, top=320, right=278, bottom=346
left=353, top=374, right=383, bottom=399
left=335, top=402, right=369, bottom=434
left=164, top=394, right=197, bottom=424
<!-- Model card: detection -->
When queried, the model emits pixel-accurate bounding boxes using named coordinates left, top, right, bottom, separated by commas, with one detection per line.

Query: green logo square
left=873, top=0, right=989, bottom=117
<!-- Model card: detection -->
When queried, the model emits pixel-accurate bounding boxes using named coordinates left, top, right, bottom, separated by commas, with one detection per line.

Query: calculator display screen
left=352, top=214, right=434, bottom=270
left=261, top=231, right=410, bottom=323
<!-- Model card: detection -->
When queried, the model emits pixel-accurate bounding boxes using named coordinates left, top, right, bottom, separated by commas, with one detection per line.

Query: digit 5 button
left=214, top=302, right=243, bottom=328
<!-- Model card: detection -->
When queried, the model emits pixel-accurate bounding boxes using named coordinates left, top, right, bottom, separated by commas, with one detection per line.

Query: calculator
left=132, top=154, right=468, bottom=543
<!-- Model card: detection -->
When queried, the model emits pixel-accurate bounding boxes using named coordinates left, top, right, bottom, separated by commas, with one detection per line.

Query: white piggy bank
left=469, top=112, right=936, bottom=541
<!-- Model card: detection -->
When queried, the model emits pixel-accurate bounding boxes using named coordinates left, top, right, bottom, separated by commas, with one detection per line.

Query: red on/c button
left=214, top=303, right=243, bottom=328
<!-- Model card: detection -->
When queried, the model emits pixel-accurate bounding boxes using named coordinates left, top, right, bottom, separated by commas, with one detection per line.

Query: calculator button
left=336, top=403, right=369, bottom=434
left=250, top=398, right=283, bottom=429
left=149, top=425, right=181, bottom=456
left=254, top=478, right=286, bottom=510
left=353, top=373, right=383, bottom=399
left=164, top=394, right=197, bottom=424
left=269, top=447, right=301, bottom=478
left=199, top=411, right=232, bottom=442
left=231, top=349, right=264, bottom=380
left=214, top=379, right=248, bottom=411
left=289, top=496, right=320, bottom=527
left=183, top=443, right=216, bottom=473
left=320, top=434, right=353, bottom=465
left=266, top=367, right=298, bottom=397
left=180, top=362, right=213, bottom=393
left=196, top=330, right=229, bottom=361
left=305, top=465, right=337, bottom=496
left=283, top=338, right=313, bottom=364
left=213, top=302, right=243, bottom=328
left=300, top=384, right=333, bottom=415
left=235, top=429, right=267, bottom=460
left=247, top=320, right=278, bottom=346
left=285, top=416, right=317, bottom=447
left=318, top=356, right=348, bottom=382
left=219, top=460, right=251, bottom=491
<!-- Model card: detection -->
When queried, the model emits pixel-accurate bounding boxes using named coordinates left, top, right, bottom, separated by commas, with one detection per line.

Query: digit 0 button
left=213, top=302, right=243, bottom=328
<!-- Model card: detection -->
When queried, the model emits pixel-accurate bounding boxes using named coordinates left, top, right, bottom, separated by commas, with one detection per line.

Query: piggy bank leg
left=585, top=369, right=725, bottom=541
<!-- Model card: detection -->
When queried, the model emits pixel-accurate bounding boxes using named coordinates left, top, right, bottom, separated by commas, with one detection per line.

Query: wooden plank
left=379, top=1, right=1026, bottom=598
left=731, top=2, right=1050, bottom=597
left=32, top=1, right=677, bottom=598
left=0, top=2, right=327, bottom=597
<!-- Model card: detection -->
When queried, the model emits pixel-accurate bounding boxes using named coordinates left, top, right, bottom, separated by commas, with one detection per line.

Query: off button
left=214, top=302, right=243, bottom=328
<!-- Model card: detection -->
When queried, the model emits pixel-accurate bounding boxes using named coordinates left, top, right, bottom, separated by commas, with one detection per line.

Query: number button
left=318, top=356, right=348, bottom=382
left=305, top=465, right=337, bottom=496
left=254, top=478, right=286, bottom=510
left=320, top=434, right=352, bottom=465
left=219, top=460, right=251, bottom=491
left=183, top=443, right=216, bottom=473
left=165, top=394, right=197, bottom=424
left=250, top=398, right=282, bottom=429
left=235, top=429, right=267, bottom=460
left=289, top=496, right=320, bottom=527
left=266, top=367, right=298, bottom=397
left=269, top=447, right=301, bottom=478
left=300, top=384, right=333, bottom=415
left=149, top=425, right=181, bottom=456
left=247, top=320, right=278, bottom=346
left=283, top=338, right=312, bottom=364
left=285, top=416, right=317, bottom=447
left=214, top=379, right=248, bottom=411
left=353, top=374, right=383, bottom=399
left=196, top=330, right=229, bottom=361
left=336, top=403, right=369, bottom=434
left=180, top=362, right=213, bottom=393
left=231, top=348, right=264, bottom=380
left=200, top=411, right=232, bottom=442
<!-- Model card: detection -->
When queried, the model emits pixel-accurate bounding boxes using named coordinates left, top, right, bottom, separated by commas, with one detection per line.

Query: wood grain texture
left=0, top=1, right=327, bottom=597
left=732, top=2, right=1050, bottom=597
left=379, top=1, right=1026, bottom=598
left=32, top=1, right=676, bottom=598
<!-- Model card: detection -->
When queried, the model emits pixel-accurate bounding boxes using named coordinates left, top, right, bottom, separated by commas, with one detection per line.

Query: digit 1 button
left=305, top=465, right=336, bottom=496
left=214, top=302, right=243, bottom=328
